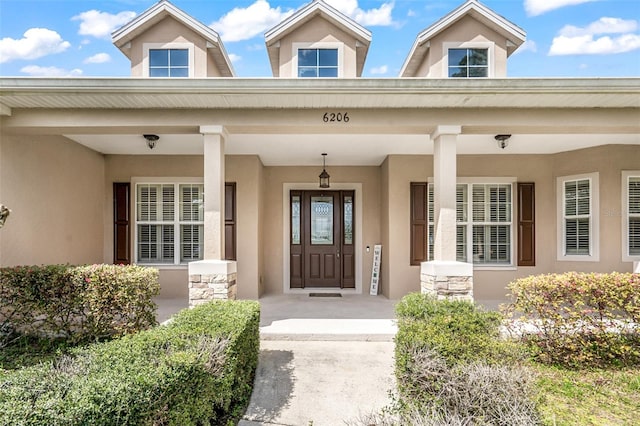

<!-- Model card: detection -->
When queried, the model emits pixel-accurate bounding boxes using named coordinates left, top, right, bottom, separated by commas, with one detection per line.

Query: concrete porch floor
left=155, top=293, right=400, bottom=340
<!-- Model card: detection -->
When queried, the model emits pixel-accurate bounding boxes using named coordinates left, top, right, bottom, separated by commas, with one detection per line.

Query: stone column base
left=188, top=260, right=237, bottom=307
left=420, top=260, right=474, bottom=302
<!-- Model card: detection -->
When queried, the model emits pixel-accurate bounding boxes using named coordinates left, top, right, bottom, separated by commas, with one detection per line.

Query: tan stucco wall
left=0, top=133, right=105, bottom=266
left=262, top=165, right=381, bottom=294
left=277, top=15, right=359, bottom=78
left=129, top=16, right=220, bottom=77
left=384, top=144, right=640, bottom=301
left=226, top=155, right=264, bottom=299
left=415, top=15, right=509, bottom=78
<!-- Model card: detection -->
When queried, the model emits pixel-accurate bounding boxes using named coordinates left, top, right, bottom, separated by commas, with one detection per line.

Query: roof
left=400, top=0, right=526, bottom=77
left=111, top=0, right=235, bottom=77
left=264, top=0, right=372, bottom=77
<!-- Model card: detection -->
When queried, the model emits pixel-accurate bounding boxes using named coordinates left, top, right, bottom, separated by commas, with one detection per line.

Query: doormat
left=309, top=293, right=342, bottom=297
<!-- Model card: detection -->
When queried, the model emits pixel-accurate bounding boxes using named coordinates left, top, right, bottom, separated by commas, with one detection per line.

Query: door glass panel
left=344, top=195, right=353, bottom=245
left=311, top=196, right=333, bottom=245
left=291, top=195, right=301, bottom=245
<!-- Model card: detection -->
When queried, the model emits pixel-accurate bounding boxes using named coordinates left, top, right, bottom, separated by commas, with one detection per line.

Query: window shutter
left=629, top=178, right=640, bottom=256
left=410, top=183, right=428, bottom=265
left=517, top=182, right=535, bottom=266
left=113, top=183, right=131, bottom=264
left=224, top=183, right=237, bottom=261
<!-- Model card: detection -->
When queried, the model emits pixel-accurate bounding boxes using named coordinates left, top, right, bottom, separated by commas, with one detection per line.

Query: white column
left=200, top=125, right=227, bottom=260
left=431, top=125, right=461, bottom=262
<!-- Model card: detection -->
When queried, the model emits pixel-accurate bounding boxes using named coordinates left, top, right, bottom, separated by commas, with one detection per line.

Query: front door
left=290, top=190, right=355, bottom=288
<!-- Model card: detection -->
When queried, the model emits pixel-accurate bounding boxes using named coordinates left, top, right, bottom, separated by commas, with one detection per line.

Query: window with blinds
left=135, top=183, right=204, bottom=264
left=422, top=182, right=513, bottom=265
left=628, top=176, right=640, bottom=257
left=563, top=178, right=591, bottom=256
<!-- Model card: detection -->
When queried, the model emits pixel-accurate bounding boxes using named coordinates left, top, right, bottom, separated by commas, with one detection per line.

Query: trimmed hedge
left=0, top=264, right=159, bottom=342
left=503, top=272, right=640, bottom=367
left=0, top=300, right=260, bottom=426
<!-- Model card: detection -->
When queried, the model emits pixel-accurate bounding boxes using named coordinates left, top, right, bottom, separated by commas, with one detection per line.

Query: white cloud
left=559, top=17, right=637, bottom=37
left=228, top=53, right=242, bottom=63
left=549, top=17, right=640, bottom=55
left=84, top=53, right=111, bottom=64
left=407, top=10, right=417, bottom=18
left=0, top=28, right=70, bottom=63
left=211, top=0, right=294, bottom=42
left=325, top=0, right=395, bottom=26
left=21, top=65, right=83, bottom=77
left=72, top=10, right=136, bottom=39
left=549, top=33, right=640, bottom=55
left=524, top=0, right=599, bottom=17
left=370, top=65, right=388, bottom=75
left=514, top=40, right=538, bottom=54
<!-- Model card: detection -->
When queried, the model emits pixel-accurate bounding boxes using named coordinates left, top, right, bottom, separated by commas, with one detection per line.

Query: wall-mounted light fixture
left=143, top=134, right=159, bottom=150
left=319, top=153, right=330, bottom=188
left=495, top=134, right=511, bottom=150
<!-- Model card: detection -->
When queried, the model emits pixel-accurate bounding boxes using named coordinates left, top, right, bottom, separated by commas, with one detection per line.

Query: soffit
left=1, top=78, right=639, bottom=111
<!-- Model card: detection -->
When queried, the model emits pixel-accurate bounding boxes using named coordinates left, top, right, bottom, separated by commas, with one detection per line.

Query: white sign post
left=370, top=244, right=382, bottom=296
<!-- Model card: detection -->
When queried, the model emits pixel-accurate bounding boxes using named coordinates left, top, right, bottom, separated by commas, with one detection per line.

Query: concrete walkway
left=240, top=294, right=398, bottom=426
left=155, top=294, right=399, bottom=425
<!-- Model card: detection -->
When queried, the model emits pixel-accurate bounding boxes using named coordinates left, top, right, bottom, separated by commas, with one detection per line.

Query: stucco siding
left=0, top=133, right=105, bottom=267
left=129, top=16, right=215, bottom=78
left=277, top=16, right=359, bottom=78
left=385, top=144, right=640, bottom=301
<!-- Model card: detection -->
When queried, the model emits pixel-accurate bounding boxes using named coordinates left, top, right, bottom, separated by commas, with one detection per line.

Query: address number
left=323, top=112, right=350, bottom=123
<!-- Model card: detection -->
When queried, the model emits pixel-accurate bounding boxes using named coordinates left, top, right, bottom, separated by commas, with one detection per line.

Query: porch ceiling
left=64, top=133, right=640, bottom=166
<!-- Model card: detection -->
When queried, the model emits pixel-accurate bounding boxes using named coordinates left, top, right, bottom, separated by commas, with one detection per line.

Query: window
left=149, top=49, right=189, bottom=77
left=557, top=173, right=599, bottom=261
left=298, top=48, right=338, bottom=77
left=135, top=182, right=203, bottom=264
left=448, top=48, right=488, bottom=78
left=623, top=172, right=640, bottom=260
left=412, top=180, right=514, bottom=267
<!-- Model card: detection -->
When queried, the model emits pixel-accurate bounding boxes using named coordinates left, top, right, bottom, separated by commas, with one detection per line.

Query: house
left=1, top=0, right=638, bottom=305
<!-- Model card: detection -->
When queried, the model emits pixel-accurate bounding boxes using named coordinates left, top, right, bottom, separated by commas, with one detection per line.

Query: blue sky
left=1, top=0, right=639, bottom=78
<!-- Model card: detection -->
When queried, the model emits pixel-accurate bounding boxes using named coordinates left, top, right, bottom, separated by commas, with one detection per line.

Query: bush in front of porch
left=0, top=300, right=260, bottom=425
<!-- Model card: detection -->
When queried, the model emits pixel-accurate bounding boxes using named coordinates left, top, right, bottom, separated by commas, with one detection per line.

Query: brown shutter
left=410, top=182, right=428, bottom=265
left=224, top=182, right=237, bottom=261
left=517, top=182, right=536, bottom=266
left=113, top=182, right=131, bottom=264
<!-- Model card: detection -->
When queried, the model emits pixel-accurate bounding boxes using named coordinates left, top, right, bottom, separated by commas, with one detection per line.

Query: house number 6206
left=322, top=112, right=350, bottom=123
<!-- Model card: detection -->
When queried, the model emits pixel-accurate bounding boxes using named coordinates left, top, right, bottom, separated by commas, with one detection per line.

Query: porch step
left=259, top=318, right=397, bottom=341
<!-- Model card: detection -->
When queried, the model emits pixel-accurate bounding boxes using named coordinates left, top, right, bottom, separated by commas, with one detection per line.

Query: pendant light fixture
left=319, top=153, right=330, bottom=188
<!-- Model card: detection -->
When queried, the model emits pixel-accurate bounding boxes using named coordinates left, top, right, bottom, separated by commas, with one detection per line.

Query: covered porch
left=1, top=77, right=639, bottom=305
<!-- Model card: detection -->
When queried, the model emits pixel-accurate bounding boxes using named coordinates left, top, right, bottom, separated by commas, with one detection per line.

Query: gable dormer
left=265, top=0, right=371, bottom=78
left=401, top=0, right=525, bottom=78
left=112, top=0, right=234, bottom=78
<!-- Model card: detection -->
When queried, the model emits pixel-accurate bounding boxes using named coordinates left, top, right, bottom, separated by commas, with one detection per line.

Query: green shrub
left=503, top=272, right=640, bottom=367
left=395, top=293, right=511, bottom=368
left=394, top=293, right=535, bottom=423
left=0, top=264, right=159, bottom=343
left=0, top=300, right=260, bottom=426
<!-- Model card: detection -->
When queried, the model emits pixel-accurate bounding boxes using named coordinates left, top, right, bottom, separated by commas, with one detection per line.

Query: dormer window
left=448, top=48, right=488, bottom=78
left=149, top=49, right=189, bottom=77
left=298, top=48, right=338, bottom=78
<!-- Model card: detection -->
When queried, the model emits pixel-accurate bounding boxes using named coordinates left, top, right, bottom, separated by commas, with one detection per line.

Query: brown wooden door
left=290, top=190, right=355, bottom=288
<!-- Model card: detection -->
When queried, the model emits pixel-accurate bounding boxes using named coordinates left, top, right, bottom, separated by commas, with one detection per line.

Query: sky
left=0, top=0, right=639, bottom=78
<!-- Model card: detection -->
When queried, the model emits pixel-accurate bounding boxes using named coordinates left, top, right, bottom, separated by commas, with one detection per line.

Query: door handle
left=337, top=250, right=340, bottom=259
